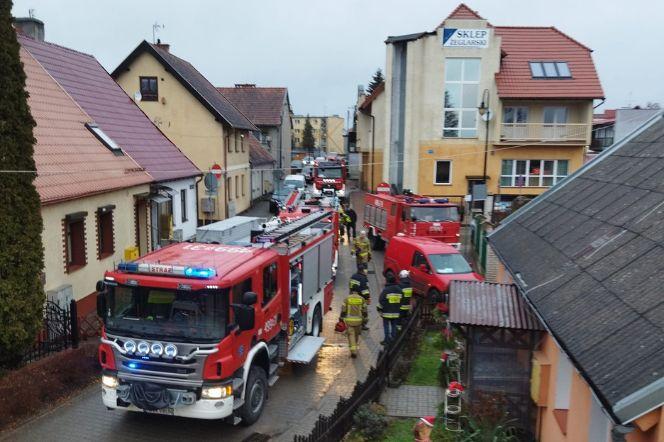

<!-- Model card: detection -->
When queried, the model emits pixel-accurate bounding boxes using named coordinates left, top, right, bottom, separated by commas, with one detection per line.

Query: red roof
left=217, top=85, right=288, bottom=127
left=247, top=134, right=275, bottom=166
left=19, top=35, right=200, bottom=182
left=359, top=82, right=385, bottom=112
left=494, top=26, right=604, bottom=99
left=444, top=3, right=485, bottom=21
left=21, top=48, right=151, bottom=204
left=593, top=109, right=616, bottom=124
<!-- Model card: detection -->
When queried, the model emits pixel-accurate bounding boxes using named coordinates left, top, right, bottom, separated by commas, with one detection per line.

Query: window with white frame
left=444, top=58, right=480, bottom=138
left=503, top=107, right=529, bottom=124
left=434, top=160, right=451, bottom=184
left=500, top=159, right=568, bottom=187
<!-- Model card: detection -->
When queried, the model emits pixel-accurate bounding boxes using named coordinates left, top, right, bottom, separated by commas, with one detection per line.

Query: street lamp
left=477, top=89, right=491, bottom=182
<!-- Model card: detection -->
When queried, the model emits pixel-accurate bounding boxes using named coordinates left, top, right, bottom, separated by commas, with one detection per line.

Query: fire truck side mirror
left=243, top=291, right=258, bottom=306
left=96, top=291, right=107, bottom=319
left=232, top=304, right=255, bottom=332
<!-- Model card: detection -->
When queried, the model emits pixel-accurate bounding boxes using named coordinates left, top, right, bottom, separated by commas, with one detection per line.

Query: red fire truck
left=363, top=190, right=462, bottom=250
left=96, top=211, right=336, bottom=424
left=311, top=158, right=347, bottom=199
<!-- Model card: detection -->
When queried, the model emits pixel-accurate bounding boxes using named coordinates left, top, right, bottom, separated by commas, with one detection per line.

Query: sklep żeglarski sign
left=442, top=28, right=489, bottom=48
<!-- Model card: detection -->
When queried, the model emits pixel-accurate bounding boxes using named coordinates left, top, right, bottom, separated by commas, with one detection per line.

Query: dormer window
left=86, top=123, right=122, bottom=155
left=529, top=61, right=572, bottom=79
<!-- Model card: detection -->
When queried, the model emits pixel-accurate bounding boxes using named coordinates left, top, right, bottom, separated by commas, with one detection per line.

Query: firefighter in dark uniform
left=377, top=273, right=403, bottom=345
left=339, top=290, right=367, bottom=358
left=349, top=262, right=371, bottom=330
left=397, top=270, right=413, bottom=331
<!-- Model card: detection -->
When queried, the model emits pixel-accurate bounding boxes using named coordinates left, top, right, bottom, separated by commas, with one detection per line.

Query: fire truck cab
left=364, top=190, right=462, bottom=250
left=96, top=211, right=336, bottom=425
left=311, top=159, right=347, bottom=199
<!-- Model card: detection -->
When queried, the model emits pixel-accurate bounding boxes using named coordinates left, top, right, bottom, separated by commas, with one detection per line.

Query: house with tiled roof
left=378, top=3, right=603, bottom=214
left=488, top=111, right=664, bottom=441
left=247, top=134, right=276, bottom=201
left=112, top=40, right=257, bottom=221
left=217, top=84, right=292, bottom=175
left=18, top=32, right=201, bottom=253
left=14, top=23, right=153, bottom=316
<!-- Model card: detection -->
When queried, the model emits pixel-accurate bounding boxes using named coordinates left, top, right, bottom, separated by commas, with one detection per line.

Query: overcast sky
left=12, top=0, right=663, bottom=121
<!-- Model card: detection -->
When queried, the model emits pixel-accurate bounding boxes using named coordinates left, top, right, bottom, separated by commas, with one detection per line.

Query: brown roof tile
left=21, top=48, right=151, bottom=204
left=247, top=134, right=275, bottom=166
left=494, top=26, right=604, bottom=99
left=19, top=35, right=200, bottom=182
left=217, top=85, right=288, bottom=127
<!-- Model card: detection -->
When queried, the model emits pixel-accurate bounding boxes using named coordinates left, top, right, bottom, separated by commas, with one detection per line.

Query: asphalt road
left=1, top=190, right=386, bottom=442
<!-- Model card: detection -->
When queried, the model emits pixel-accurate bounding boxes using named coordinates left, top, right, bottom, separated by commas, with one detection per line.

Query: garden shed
left=448, top=280, right=543, bottom=433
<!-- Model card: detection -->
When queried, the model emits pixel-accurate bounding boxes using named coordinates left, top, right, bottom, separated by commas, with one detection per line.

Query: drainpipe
left=370, top=114, right=376, bottom=192
left=194, top=174, right=203, bottom=226
left=223, top=130, right=229, bottom=220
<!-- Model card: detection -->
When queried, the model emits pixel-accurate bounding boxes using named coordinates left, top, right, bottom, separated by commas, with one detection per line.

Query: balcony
left=500, top=123, right=590, bottom=144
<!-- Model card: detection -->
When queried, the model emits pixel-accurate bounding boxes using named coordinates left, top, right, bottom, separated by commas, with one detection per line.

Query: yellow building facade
left=380, top=5, right=603, bottom=211
left=113, top=42, right=255, bottom=222
left=292, top=115, right=345, bottom=155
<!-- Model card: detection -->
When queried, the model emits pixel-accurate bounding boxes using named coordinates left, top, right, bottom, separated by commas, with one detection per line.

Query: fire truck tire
left=309, top=305, right=322, bottom=337
left=368, top=231, right=384, bottom=251
left=240, top=366, right=268, bottom=426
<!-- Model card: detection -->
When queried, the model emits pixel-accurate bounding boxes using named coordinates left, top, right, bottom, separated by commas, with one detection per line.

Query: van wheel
left=384, top=269, right=395, bottom=281
left=240, top=366, right=267, bottom=426
left=309, top=306, right=322, bottom=337
left=429, top=288, right=444, bottom=304
left=369, top=232, right=384, bottom=251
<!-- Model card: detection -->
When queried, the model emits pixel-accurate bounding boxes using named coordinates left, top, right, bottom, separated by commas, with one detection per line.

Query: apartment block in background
left=292, top=115, right=345, bottom=155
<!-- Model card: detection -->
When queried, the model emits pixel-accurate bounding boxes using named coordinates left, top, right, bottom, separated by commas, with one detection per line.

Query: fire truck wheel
left=369, top=232, right=384, bottom=251
left=309, top=305, right=322, bottom=337
left=240, top=366, right=267, bottom=426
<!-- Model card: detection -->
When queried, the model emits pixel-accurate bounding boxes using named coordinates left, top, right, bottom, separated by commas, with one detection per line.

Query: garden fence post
left=70, top=299, right=79, bottom=349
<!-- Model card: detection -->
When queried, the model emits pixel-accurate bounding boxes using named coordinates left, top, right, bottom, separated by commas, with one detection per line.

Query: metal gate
left=23, top=300, right=79, bottom=364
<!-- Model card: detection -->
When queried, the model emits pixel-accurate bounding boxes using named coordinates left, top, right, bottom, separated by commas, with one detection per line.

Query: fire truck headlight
left=136, top=341, right=150, bottom=356
left=150, top=342, right=164, bottom=357
left=202, top=385, right=232, bottom=399
left=102, top=375, right=118, bottom=389
left=123, top=340, right=137, bottom=354
left=164, top=344, right=178, bottom=359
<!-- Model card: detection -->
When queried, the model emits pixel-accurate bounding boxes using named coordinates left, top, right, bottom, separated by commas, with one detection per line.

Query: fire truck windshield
left=318, top=167, right=343, bottom=179
left=407, top=206, right=459, bottom=222
left=104, top=285, right=228, bottom=342
left=428, top=254, right=472, bottom=274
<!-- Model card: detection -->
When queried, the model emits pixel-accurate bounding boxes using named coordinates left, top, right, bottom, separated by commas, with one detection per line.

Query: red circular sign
left=211, top=164, right=223, bottom=180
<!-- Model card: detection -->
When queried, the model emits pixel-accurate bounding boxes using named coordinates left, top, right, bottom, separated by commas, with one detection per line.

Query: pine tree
left=302, top=115, right=315, bottom=154
left=366, top=68, right=384, bottom=95
left=0, top=1, right=45, bottom=367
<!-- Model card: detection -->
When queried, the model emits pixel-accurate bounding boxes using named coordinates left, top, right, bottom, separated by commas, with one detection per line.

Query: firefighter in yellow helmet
left=352, top=230, right=372, bottom=265
left=339, top=289, right=367, bottom=358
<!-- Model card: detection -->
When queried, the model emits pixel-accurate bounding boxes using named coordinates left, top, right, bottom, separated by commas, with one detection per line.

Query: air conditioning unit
left=172, top=229, right=183, bottom=242
left=46, top=284, right=73, bottom=309
left=201, top=197, right=216, bottom=214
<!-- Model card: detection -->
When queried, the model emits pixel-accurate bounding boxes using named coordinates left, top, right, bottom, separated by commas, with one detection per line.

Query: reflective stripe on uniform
left=382, top=313, right=400, bottom=319
left=386, top=294, right=401, bottom=303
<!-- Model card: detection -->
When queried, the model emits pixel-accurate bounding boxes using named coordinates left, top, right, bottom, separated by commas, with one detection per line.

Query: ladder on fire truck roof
left=255, top=210, right=332, bottom=244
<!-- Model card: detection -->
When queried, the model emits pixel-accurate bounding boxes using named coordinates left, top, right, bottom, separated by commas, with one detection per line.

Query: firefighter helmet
left=399, top=270, right=410, bottom=279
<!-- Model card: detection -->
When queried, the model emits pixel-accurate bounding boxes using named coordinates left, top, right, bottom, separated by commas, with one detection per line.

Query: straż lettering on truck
left=96, top=210, right=336, bottom=425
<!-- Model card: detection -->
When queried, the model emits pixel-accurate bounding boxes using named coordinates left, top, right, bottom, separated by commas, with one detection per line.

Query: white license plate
left=144, top=407, right=174, bottom=416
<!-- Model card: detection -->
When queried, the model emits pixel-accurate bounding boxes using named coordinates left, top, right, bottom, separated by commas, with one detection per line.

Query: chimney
left=13, top=16, right=45, bottom=41
left=155, top=38, right=170, bottom=53
left=235, top=84, right=256, bottom=88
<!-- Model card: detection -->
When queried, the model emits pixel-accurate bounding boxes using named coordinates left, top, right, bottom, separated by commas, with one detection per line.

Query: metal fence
left=22, top=300, right=80, bottom=364
left=294, top=299, right=434, bottom=442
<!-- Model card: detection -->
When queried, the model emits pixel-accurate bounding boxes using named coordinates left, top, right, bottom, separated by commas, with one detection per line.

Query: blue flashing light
left=118, top=262, right=139, bottom=272
left=434, top=198, right=449, bottom=204
left=184, top=267, right=216, bottom=279
left=128, top=362, right=138, bottom=369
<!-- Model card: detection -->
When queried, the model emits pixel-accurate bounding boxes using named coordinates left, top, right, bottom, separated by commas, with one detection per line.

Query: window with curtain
left=443, top=58, right=480, bottom=138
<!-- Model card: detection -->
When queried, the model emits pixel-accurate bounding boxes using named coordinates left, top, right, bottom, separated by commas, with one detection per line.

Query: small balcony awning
left=449, top=281, right=543, bottom=330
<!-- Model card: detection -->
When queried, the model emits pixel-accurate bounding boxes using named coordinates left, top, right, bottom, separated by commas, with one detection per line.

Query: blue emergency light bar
left=117, top=262, right=216, bottom=279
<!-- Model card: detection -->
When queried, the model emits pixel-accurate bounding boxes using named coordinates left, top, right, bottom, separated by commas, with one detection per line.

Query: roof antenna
left=152, top=22, right=165, bottom=44
left=28, top=9, right=35, bottom=18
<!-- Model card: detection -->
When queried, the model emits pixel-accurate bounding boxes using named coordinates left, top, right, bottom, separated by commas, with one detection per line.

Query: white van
left=283, top=174, right=306, bottom=190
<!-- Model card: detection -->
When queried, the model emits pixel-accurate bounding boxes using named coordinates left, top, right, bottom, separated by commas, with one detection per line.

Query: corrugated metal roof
left=449, top=280, right=543, bottom=330
left=217, top=86, right=288, bottom=127
left=19, top=35, right=200, bottom=183
left=21, top=47, right=151, bottom=204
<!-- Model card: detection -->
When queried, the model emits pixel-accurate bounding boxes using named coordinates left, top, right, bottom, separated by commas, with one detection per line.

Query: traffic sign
left=211, top=163, right=223, bottom=180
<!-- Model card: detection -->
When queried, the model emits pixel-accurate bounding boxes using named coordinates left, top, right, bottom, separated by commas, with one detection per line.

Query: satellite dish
left=134, top=91, right=142, bottom=102
left=481, top=110, right=493, bottom=122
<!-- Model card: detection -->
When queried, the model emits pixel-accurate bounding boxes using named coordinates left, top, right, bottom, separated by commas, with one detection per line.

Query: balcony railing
left=500, top=123, right=590, bottom=143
